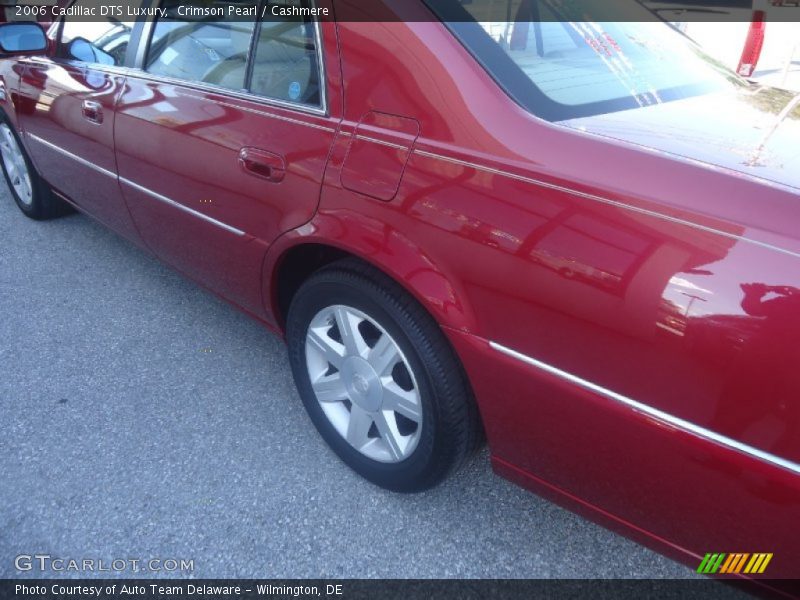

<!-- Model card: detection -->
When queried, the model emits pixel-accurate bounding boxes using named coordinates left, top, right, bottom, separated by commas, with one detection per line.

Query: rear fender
left=261, top=210, right=478, bottom=335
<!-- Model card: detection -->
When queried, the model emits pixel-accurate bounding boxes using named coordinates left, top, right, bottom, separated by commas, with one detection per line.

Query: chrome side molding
left=489, top=341, right=800, bottom=476
left=26, top=132, right=116, bottom=179
left=119, top=177, right=246, bottom=237
left=26, top=132, right=245, bottom=237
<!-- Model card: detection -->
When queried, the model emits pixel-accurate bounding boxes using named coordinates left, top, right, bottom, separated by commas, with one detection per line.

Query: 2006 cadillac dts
left=1, top=0, right=798, bottom=586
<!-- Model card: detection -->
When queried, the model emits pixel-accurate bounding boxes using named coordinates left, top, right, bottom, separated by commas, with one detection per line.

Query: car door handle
left=238, top=147, right=285, bottom=183
left=81, top=100, right=104, bottom=124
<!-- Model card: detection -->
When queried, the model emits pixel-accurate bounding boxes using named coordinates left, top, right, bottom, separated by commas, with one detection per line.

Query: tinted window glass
left=250, top=7, right=321, bottom=106
left=58, top=1, right=138, bottom=66
left=146, top=0, right=256, bottom=91
left=427, top=0, right=740, bottom=121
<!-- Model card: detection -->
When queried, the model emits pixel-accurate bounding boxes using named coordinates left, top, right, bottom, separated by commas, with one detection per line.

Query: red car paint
left=1, top=4, right=799, bottom=589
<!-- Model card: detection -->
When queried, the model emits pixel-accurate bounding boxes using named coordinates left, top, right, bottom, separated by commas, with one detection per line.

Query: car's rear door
left=16, top=1, right=142, bottom=241
left=115, top=0, right=340, bottom=316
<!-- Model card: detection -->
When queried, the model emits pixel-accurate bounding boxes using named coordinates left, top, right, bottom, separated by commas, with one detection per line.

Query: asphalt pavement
left=0, top=180, right=700, bottom=579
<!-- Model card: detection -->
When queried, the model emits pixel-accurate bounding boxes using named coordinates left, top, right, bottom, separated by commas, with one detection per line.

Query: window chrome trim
left=489, top=341, right=800, bottom=477
left=207, top=96, right=335, bottom=131
left=22, top=54, right=133, bottom=80
left=119, top=177, right=246, bottom=236
left=26, top=133, right=117, bottom=179
left=133, top=9, right=328, bottom=117
left=127, top=71, right=328, bottom=117
left=133, top=8, right=155, bottom=69
left=48, top=58, right=134, bottom=78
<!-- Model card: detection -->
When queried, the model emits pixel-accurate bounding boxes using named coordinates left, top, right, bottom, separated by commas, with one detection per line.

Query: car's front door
left=16, top=2, right=142, bottom=241
left=114, top=0, right=340, bottom=316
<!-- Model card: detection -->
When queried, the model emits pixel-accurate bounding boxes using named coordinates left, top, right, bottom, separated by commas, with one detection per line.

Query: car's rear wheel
left=0, top=118, right=70, bottom=220
left=286, top=259, right=481, bottom=492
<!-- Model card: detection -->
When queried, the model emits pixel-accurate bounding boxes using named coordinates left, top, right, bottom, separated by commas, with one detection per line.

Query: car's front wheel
left=286, top=259, right=481, bottom=492
left=0, top=117, right=70, bottom=220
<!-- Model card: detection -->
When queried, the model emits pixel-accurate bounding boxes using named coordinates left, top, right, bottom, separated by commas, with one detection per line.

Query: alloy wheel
left=0, top=123, right=33, bottom=206
left=304, top=304, right=423, bottom=463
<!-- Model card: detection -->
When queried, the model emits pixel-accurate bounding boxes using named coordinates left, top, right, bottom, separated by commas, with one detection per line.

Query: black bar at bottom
left=3, top=579, right=799, bottom=600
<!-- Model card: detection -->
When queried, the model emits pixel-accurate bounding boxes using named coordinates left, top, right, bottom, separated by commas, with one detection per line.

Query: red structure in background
left=738, top=10, right=767, bottom=76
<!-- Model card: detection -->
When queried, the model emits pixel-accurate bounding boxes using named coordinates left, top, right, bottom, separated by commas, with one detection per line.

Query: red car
left=1, top=0, right=798, bottom=587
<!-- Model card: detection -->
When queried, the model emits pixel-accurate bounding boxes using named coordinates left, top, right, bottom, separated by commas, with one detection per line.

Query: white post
left=780, top=42, right=798, bottom=88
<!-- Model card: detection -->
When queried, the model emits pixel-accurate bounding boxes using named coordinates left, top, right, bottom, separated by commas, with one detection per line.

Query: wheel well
left=274, top=243, right=352, bottom=329
left=273, top=242, right=486, bottom=447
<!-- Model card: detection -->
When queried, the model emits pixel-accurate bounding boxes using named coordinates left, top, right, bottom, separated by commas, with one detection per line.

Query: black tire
left=0, top=115, right=71, bottom=220
left=286, top=259, right=482, bottom=492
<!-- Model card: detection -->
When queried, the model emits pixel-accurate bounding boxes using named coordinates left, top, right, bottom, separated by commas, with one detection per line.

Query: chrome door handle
left=238, top=147, right=285, bottom=183
left=81, top=100, right=104, bottom=124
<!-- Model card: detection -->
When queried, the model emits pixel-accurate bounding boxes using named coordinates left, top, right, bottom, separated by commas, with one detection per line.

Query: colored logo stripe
left=698, top=553, right=773, bottom=574
left=744, top=553, right=773, bottom=574
left=720, top=554, right=748, bottom=573
left=697, top=554, right=725, bottom=574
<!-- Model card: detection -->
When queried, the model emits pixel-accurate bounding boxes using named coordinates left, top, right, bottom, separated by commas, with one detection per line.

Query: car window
left=250, top=7, right=322, bottom=107
left=497, top=20, right=726, bottom=107
left=146, top=0, right=256, bottom=91
left=427, top=0, right=740, bottom=121
left=57, top=0, right=139, bottom=66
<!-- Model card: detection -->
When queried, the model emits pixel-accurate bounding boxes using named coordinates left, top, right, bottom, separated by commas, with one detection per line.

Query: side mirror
left=67, top=37, right=115, bottom=66
left=0, top=22, right=47, bottom=55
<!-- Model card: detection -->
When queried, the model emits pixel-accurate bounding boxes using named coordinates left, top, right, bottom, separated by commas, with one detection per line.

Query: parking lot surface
left=0, top=182, right=699, bottom=579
